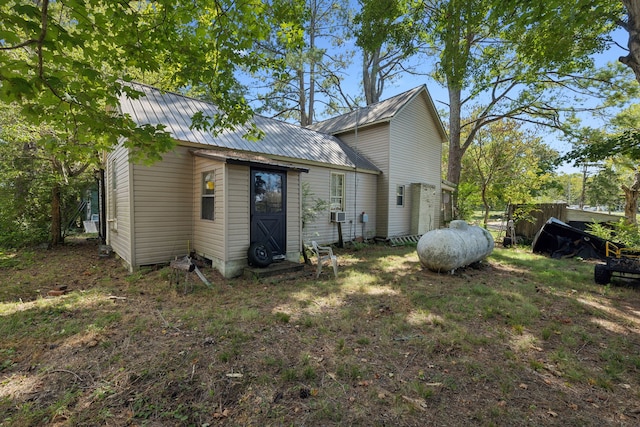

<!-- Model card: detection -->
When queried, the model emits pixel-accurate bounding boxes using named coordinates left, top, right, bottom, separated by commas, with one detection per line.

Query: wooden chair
left=311, top=241, right=338, bottom=279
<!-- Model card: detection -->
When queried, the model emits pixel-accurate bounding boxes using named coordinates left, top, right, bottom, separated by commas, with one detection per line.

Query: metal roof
left=191, top=148, right=309, bottom=173
left=118, top=82, right=380, bottom=172
left=307, top=85, right=447, bottom=141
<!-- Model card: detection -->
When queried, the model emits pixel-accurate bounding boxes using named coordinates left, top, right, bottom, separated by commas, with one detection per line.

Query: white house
left=105, top=82, right=447, bottom=277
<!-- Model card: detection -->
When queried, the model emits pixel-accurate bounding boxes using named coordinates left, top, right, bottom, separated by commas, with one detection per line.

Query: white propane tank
left=417, top=220, right=494, bottom=272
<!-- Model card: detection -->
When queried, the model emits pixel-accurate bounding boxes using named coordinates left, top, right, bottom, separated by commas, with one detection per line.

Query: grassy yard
left=1, top=238, right=639, bottom=426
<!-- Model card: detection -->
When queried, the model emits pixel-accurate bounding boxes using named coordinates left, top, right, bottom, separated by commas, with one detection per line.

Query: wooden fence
left=508, top=204, right=568, bottom=240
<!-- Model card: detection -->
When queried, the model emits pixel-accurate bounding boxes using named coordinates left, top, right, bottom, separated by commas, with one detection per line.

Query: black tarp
left=531, top=217, right=612, bottom=260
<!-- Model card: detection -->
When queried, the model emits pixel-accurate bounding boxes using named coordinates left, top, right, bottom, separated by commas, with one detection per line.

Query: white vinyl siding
left=131, top=146, right=193, bottom=266
left=388, top=92, right=443, bottom=236
left=336, top=92, right=444, bottom=238
left=337, top=123, right=389, bottom=237
left=301, top=165, right=377, bottom=245
left=286, top=171, right=301, bottom=258
left=106, top=143, right=133, bottom=268
left=193, top=157, right=226, bottom=265
left=225, top=164, right=250, bottom=262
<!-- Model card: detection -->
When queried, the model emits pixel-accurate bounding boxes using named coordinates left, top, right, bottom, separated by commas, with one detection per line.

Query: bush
left=587, top=219, right=640, bottom=248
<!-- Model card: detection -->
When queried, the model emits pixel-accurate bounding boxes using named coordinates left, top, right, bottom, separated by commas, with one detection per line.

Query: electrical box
left=360, top=212, right=368, bottom=223
left=331, top=211, right=346, bottom=223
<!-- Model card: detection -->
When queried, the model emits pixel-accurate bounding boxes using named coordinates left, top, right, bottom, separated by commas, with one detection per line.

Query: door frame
left=250, top=167, right=287, bottom=256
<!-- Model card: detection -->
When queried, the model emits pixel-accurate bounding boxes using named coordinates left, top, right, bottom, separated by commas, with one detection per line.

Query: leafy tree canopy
left=354, top=0, right=632, bottom=190
left=564, top=102, right=640, bottom=164
left=0, top=0, right=289, bottom=164
left=246, top=0, right=354, bottom=125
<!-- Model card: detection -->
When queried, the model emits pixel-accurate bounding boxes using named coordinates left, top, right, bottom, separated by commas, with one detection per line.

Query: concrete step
left=243, top=260, right=305, bottom=280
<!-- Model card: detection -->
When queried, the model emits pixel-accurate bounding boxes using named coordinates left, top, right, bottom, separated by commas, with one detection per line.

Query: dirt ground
left=1, top=237, right=640, bottom=426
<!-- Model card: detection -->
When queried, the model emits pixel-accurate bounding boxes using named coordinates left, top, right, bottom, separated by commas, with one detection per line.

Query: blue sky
left=366, top=28, right=633, bottom=175
left=243, top=19, right=633, bottom=176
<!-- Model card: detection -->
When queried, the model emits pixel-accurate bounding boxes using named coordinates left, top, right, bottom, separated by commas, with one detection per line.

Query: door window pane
left=254, top=172, right=283, bottom=213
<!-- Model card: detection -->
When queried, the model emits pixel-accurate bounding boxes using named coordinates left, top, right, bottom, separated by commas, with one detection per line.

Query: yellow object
left=605, top=241, right=640, bottom=259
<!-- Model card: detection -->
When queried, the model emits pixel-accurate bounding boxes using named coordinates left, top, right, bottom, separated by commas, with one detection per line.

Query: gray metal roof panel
left=118, top=82, right=379, bottom=172
left=307, top=85, right=426, bottom=134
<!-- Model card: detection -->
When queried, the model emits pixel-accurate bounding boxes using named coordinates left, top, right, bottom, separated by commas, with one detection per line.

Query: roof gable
left=307, top=85, right=447, bottom=141
left=118, top=82, right=380, bottom=172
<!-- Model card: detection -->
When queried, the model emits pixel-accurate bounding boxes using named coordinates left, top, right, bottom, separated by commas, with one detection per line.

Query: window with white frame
left=330, top=173, right=345, bottom=211
left=396, top=185, right=405, bottom=206
left=201, top=171, right=215, bottom=220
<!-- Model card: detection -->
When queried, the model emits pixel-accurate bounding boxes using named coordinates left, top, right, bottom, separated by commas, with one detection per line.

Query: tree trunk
left=298, top=68, right=308, bottom=126
left=481, top=187, right=490, bottom=228
left=620, top=1, right=640, bottom=84
left=446, top=87, right=463, bottom=219
left=51, top=183, right=63, bottom=246
left=446, top=87, right=463, bottom=186
left=363, top=49, right=381, bottom=105
left=622, top=171, right=640, bottom=225
left=307, top=7, right=316, bottom=125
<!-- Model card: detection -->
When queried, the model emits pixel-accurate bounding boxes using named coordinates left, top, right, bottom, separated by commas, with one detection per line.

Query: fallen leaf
left=547, top=410, right=558, bottom=417
left=226, top=373, right=243, bottom=378
left=402, top=395, right=427, bottom=411
left=47, top=290, right=66, bottom=297
left=519, top=383, right=528, bottom=390
left=568, top=403, right=578, bottom=410
left=213, top=409, right=229, bottom=418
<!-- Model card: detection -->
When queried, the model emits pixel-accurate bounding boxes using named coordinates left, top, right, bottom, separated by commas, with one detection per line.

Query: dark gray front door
left=250, top=169, right=286, bottom=256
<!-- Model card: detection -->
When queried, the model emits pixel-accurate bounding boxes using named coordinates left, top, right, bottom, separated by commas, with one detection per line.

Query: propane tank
left=417, top=220, right=494, bottom=272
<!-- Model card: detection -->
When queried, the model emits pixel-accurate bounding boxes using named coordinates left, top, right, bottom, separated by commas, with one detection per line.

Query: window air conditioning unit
left=331, top=211, right=346, bottom=223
